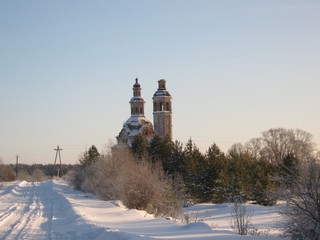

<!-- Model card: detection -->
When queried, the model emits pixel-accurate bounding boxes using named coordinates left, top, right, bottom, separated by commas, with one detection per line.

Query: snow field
left=0, top=180, right=285, bottom=239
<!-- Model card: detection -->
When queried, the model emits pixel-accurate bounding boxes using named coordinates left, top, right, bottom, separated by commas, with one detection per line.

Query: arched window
left=154, top=102, right=157, bottom=111
left=135, top=107, right=138, bottom=114
left=166, top=102, right=169, bottom=111
left=159, top=102, right=163, bottom=111
left=140, top=107, right=143, bottom=114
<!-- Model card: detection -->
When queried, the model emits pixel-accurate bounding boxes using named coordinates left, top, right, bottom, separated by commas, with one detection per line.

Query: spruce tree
left=131, top=134, right=148, bottom=159
left=79, top=145, right=100, bottom=168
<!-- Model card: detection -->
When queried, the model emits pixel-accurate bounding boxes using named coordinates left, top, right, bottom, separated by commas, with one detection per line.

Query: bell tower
left=130, top=78, right=145, bottom=116
left=153, top=79, right=172, bottom=139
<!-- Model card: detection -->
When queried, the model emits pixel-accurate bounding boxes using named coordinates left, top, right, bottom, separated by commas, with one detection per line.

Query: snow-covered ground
left=0, top=180, right=285, bottom=239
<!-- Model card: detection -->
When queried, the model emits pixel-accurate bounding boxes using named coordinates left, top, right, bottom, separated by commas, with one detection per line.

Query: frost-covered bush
left=69, top=148, right=183, bottom=218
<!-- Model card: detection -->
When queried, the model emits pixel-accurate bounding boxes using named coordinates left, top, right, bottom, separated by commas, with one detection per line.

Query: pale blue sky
left=1, top=0, right=319, bottom=164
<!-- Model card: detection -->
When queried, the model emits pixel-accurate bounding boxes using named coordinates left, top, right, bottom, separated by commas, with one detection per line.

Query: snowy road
left=0, top=181, right=120, bottom=240
left=0, top=180, right=283, bottom=240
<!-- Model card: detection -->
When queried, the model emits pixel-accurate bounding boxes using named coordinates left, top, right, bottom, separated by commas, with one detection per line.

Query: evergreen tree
left=184, top=138, right=200, bottom=174
left=182, top=138, right=207, bottom=200
left=165, top=140, right=185, bottom=176
left=204, top=143, right=228, bottom=203
left=279, top=153, right=300, bottom=187
left=250, top=159, right=277, bottom=205
left=226, top=146, right=247, bottom=202
left=148, top=135, right=173, bottom=166
left=131, top=134, right=148, bottom=159
left=79, top=145, right=100, bottom=167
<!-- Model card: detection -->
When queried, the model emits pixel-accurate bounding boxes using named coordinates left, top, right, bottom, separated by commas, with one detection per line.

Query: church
left=116, top=78, right=172, bottom=146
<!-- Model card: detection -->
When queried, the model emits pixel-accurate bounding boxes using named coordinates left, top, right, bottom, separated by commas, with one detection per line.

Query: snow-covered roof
left=153, top=89, right=171, bottom=98
left=123, top=115, right=153, bottom=137
left=130, top=96, right=144, bottom=102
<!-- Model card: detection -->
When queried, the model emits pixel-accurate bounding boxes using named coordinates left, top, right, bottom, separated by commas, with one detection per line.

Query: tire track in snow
left=37, top=180, right=54, bottom=240
left=0, top=182, right=19, bottom=201
left=0, top=182, right=31, bottom=225
left=14, top=182, right=47, bottom=239
left=0, top=182, right=33, bottom=239
left=0, top=182, right=47, bottom=240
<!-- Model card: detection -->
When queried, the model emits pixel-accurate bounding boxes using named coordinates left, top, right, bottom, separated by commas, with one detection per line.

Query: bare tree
left=261, top=128, right=292, bottom=164
left=244, top=137, right=263, bottom=160
left=228, top=143, right=246, bottom=156
left=281, top=157, right=320, bottom=239
left=290, top=129, right=315, bottom=161
left=260, top=128, right=315, bottom=164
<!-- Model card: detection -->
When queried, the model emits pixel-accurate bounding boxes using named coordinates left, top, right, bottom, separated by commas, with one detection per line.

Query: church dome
left=116, top=78, right=154, bottom=146
left=133, top=78, right=140, bottom=88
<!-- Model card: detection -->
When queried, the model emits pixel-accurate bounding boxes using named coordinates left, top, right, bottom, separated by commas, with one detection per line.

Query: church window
left=135, top=107, right=138, bottom=114
left=154, top=102, right=157, bottom=111
left=140, top=107, right=143, bottom=114
left=160, top=102, right=163, bottom=111
left=166, top=102, right=170, bottom=111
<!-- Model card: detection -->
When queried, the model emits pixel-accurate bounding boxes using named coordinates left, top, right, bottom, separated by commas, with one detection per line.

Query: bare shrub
left=0, top=164, right=16, bottom=181
left=182, top=211, right=204, bottom=224
left=228, top=201, right=253, bottom=235
left=119, top=160, right=181, bottom=217
left=66, top=166, right=85, bottom=191
left=81, top=150, right=124, bottom=200
left=17, top=170, right=33, bottom=182
left=32, top=169, right=47, bottom=182
left=69, top=148, right=183, bottom=218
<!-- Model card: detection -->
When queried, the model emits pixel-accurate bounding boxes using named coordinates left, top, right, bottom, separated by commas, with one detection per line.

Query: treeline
left=16, top=164, right=76, bottom=177
left=0, top=163, right=77, bottom=182
left=130, top=128, right=316, bottom=205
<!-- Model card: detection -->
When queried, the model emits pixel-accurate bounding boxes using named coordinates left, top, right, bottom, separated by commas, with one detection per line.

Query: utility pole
left=16, top=155, right=19, bottom=179
left=54, top=145, right=63, bottom=178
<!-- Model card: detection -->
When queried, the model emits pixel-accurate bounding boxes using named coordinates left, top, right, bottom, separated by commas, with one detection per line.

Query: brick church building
left=116, top=78, right=172, bottom=146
